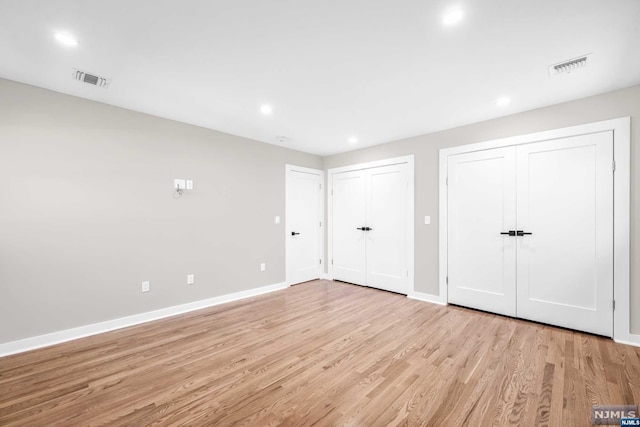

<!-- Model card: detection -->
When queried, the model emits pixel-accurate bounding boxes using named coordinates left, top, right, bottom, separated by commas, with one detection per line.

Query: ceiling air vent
left=548, top=54, right=591, bottom=77
left=72, top=69, right=111, bottom=88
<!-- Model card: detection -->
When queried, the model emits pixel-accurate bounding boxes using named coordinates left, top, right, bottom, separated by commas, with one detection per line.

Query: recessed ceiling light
left=260, top=104, right=273, bottom=115
left=348, top=137, right=358, bottom=144
left=54, top=32, right=78, bottom=47
left=442, top=7, right=464, bottom=26
left=495, top=96, right=511, bottom=106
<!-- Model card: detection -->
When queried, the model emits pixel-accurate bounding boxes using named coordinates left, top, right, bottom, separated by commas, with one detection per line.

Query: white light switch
left=260, top=263, right=266, bottom=272
left=424, top=216, right=431, bottom=225
left=174, top=179, right=186, bottom=190
left=186, top=180, right=193, bottom=190
left=275, top=216, right=280, bottom=224
left=142, top=281, right=150, bottom=292
left=187, top=274, right=195, bottom=285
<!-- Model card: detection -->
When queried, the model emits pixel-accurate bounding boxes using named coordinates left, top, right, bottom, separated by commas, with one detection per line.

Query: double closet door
left=447, top=131, right=613, bottom=336
left=331, top=162, right=410, bottom=295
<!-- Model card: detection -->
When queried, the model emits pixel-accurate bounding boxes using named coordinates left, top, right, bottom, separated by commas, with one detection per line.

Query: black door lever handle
left=500, top=231, right=516, bottom=236
left=291, top=231, right=300, bottom=236
left=356, top=227, right=366, bottom=230
left=516, top=230, right=533, bottom=236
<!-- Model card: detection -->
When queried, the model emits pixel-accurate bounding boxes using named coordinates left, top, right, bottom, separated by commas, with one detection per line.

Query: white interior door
left=286, top=166, right=323, bottom=285
left=332, top=170, right=367, bottom=286
left=366, top=164, right=409, bottom=294
left=447, top=147, right=517, bottom=316
left=516, top=132, right=614, bottom=336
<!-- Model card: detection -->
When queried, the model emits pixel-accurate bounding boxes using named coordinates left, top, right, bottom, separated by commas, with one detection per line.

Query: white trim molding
left=439, top=117, right=632, bottom=344
left=327, top=155, right=415, bottom=295
left=408, top=291, right=447, bottom=306
left=0, top=282, right=289, bottom=358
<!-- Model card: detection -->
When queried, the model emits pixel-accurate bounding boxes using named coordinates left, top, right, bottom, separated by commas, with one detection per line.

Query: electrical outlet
left=187, top=274, right=195, bottom=285
left=260, top=263, right=266, bottom=272
left=142, top=281, right=150, bottom=293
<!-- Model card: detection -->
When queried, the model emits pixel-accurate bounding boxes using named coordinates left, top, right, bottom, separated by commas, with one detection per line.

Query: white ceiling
left=1, top=0, right=639, bottom=156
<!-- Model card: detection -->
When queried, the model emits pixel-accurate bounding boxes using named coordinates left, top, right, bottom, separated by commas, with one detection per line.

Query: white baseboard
left=407, top=291, right=447, bottom=306
left=614, top=333, right=640, bottom=348
left=0, top=281, right=289, bottom=358
left=320, top=273, right=333, bottom=280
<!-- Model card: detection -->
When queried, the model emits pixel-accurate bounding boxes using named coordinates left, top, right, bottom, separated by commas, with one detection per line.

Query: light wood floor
left=1, top=280, right=639, bottom=426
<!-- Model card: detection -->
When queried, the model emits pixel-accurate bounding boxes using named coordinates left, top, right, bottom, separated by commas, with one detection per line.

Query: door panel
left=366, top=164, right=408, bottom=294
left=332, top=170, right=367, bottom=286
left=516, top=132, right=613, bottom=336
left=447, top=147, right=517, bottom=316
left=286, top=168, right=322, bottom=285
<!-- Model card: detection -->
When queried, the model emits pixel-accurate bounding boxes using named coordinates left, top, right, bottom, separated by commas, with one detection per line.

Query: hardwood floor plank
left=1, top=280, right=639, bottom=426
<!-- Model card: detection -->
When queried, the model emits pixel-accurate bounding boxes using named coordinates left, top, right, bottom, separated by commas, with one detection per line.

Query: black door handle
left=500, top=231, right=516, bottom=236
left=291, top=231, right=300, bottom=236
left=357, top=227, right=366, bottom=230
left=516, top=230, right=533, bottom=236
left=365, top=227, right=373, bottom=231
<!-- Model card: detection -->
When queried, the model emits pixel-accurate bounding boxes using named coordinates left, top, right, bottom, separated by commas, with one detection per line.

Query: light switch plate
left=187, top=274, right=195, bottom=285
left=142, top=281, right=150, bottom=292
left=275, top=216, right=280, bottom=224
left=260, top=263, right=266, bottom=272
left=174, top=179, right=186, bottom=190
left=186, top=180, right=193, bottom=190
left=424, top=216, right=431, bottom=225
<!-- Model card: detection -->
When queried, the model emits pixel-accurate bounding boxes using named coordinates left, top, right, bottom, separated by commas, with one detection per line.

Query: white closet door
left=332, top=170, right=367, bottom=286
left=516, top=132, right=614, bottom=336
left=286, top=168, right=322, bottom=285
left=447, top=147, right=517, bottom=316
left=366, top=163, right=409, bottom=294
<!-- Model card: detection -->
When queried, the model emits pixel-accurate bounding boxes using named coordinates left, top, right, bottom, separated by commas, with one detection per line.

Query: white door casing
left=447, top=147, right=517, bottom=317
left=515, top=132, right=614, bottom=336
left=286, top=165, right=324, bottom=286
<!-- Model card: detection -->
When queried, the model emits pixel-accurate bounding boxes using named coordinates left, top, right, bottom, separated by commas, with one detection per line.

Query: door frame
left=327, top=155, right=415, bottom=294
left=285, top=164, right=325, bottom=286
left=438, top=117, right=631, bottom=343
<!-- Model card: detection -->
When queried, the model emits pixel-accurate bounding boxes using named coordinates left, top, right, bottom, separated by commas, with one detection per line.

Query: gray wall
left=324, top=84, right=640, bottom=333
left=0, top=79, right=321, bottom=343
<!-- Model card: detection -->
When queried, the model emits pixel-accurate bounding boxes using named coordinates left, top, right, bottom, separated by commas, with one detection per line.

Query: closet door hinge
left=319, top=183, right=322, bottom=190
left=613, top=300, right=616, bottom=311
left=331, top=259, right=333, bottom=265
left=446, top=276, right=449, bottom=284
left=331, top=189, right=334, bottom=196
left=320, top=259, right=322, bottom=265
left=446, top=176, right=448, bottom=186
left=612, top=161, right=616, bottom=172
